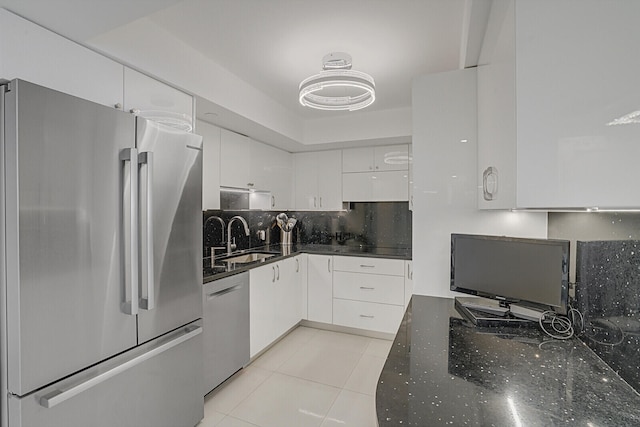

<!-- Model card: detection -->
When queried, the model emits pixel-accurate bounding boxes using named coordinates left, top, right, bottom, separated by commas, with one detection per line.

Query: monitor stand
left=454, top=297, right=534, bottom=327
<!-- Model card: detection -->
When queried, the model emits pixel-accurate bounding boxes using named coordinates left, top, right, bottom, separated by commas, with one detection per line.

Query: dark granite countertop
left=376, top=295, right=640, bottom=426
left=203, top=244, right=412, bottom=283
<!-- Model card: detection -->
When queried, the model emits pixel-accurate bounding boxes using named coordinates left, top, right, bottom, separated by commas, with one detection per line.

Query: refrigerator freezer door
left=3, top=80, right=138, bottom=397
left=9, top=321, right=203, bottom=427
left=135, top=118, right=203, bottom=344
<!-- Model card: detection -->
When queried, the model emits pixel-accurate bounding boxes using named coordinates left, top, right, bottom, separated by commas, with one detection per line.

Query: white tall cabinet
left=293, top=151, right=342, bottom=210
left=478, top=0, right=640, bottom=209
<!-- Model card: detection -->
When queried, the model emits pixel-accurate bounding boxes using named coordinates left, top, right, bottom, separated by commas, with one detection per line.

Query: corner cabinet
left=478, top=0, right=640, bottom=209
left=293, top=151, right=342, bottom=210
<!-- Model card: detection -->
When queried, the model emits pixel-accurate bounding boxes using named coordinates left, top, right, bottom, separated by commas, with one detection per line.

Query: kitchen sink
left=222, top=252, right=276, bottom=264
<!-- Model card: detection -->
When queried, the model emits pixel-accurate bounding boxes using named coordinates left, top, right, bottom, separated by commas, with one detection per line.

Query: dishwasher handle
left=206, top=284, right=244, bottom=300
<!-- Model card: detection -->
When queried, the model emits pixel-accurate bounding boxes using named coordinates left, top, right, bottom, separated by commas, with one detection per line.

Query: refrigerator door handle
left=120, top=148, right=139, bottom=315
left=38, top=325, right=202, bottom=409
left=138, top=151, right=155, bottom=311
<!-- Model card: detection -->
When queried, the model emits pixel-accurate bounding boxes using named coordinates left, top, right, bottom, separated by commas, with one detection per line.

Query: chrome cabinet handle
left=319, top=196, right=323, bottom=207
left=359, top=314, right=375, bottom=319
left=359, top=264, right=375, bottom=268
left=359, top=286, right=375, bottom=290
left=120, top=148, right=139, bottom=316
left=296, top=258, right=299, bottom=273
left=327, top=258, right=331, bottom=272
left=39, top=326, right=202, bottom=409
left=276, top=264, right=280, bottom=281
left=271, top=195, right=276, bottom=208
left=138, top=151, right=154, bottom=311
left=313, top=196, right=317, bottom=208
left=482, top=166, right=498, bottom=201
left=272, top=266, right=276, bottom=283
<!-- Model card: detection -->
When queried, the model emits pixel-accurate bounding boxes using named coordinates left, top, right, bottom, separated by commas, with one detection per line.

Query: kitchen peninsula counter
left=376, top=295, right=640, bottom=426
left=203, top=244, right=411, bottom=283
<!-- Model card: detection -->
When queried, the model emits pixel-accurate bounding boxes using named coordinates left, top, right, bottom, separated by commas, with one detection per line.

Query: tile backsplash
left=203, top=202, right=412, bottom=258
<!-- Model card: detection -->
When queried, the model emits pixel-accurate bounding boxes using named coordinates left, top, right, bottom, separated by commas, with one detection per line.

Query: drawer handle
left=359, top=264, right=375, bottom=268
left=359, top=314, right=375, bottom=319
left=359, top=286, right=375, bottom=290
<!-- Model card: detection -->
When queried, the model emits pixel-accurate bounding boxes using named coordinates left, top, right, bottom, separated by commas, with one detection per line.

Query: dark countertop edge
left=203, top=244, right=412, bottom=283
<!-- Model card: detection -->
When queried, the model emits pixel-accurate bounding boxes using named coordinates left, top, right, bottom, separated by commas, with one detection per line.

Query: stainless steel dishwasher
left=203, top=271, right=250, bottom=395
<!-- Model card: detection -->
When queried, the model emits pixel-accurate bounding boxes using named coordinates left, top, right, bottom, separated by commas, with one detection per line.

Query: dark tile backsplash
left=203, top=202, right=412, bottom=259
left=549, top=212, right=640, bottom=393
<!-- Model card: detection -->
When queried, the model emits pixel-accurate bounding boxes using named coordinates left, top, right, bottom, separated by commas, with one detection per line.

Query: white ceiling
left=147, top=0, right=469, bottom=119
left=0, top=0, right=491, bottom=147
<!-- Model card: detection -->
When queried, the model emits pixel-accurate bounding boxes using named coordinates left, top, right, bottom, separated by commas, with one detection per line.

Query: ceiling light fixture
left=299, top=52, right=375, bottom=111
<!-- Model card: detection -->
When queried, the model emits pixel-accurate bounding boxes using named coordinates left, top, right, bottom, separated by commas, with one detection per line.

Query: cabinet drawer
left=333, top=272, right=404, bottom=306
left=332, top=256, right=404, bottom=276
left=333, top=299, right=404, bottom=334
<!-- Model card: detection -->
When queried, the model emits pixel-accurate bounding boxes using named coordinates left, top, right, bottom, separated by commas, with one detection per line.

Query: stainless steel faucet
left=227, top=215, right=250, bottom=255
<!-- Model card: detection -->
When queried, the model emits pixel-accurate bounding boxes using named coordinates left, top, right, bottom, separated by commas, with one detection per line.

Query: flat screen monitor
left=450, top=234, right=569, bottom=314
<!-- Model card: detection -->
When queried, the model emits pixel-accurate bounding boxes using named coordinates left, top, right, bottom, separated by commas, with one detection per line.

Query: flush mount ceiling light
left=299, top=52, right=375, bottom=111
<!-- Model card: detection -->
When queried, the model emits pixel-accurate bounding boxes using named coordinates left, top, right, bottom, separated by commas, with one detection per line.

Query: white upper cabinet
left=342, top=145, right=409, bottom=172
left=220, top=129, right=250, bottom=189
left=123, top=67, right=194, bottom=132
left=0, top=9, right=123, bottom=109
left=199, top=121, right=221, bottom=210
left=478, top=0, right=640, bottom=209
left=293, top=151, right=342, bottom=210
left=249, top=140, right=293, bottom=209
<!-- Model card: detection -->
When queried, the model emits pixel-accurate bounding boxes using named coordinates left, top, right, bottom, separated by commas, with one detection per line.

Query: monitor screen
left=450, top=234, right=569, bottom=313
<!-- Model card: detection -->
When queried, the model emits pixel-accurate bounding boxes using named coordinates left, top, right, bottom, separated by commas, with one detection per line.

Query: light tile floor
left=198, top=326, right=392, bottom=427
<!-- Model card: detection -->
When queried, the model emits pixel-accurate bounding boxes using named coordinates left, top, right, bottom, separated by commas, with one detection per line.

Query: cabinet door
left=123, top=67, right=193, bottom=131
left=199, top=121, right=221, bottom=210
left=0, top=9, right=123, bottom=109
left=342, top=147, right=373, bottom=172
left=277, top=257, right=301, bottom=334
left=307, top=255, right=333, bottom=323
left=404, top=261, right=413, bottom=308
left=296, top=254, right=308, bottom=320
left=374, top=145, right=409, bottom=171
left=515, top=0, right=640, bottom=208
left=342, top=173, right=373, bottom=202
left=249, top=264, right=277, bottom=357
left=293, top=152, right=319, bottom=209
left=317, top=150, right=343, bottom=210
left=372, top=171, right=409, bottom=201
left=220, top=129, right=250, bottom=189
left=250, top=140, right=292, bottom=209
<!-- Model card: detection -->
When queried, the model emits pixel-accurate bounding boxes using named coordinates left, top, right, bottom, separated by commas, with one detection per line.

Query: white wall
left=411, top=68, right=547, bottom=298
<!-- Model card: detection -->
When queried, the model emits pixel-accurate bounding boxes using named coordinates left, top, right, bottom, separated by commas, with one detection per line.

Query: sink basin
left=222, top=252, right=276, bottom=264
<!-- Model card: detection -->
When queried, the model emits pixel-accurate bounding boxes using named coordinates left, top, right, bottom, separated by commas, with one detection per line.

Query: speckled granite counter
left=376, top=295, right=640, bottom=426
left=203, top=244, right=411, bottom=283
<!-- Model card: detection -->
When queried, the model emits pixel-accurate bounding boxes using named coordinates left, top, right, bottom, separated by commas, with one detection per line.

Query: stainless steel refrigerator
left=0, top=79, right=204, bottom=427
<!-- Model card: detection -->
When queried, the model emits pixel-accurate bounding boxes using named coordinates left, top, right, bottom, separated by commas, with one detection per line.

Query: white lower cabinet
left=331, top=256, right=407, bottom=334
left=332, top=299, right=405, bottom=335
left=249, top=256, right=303, bottom=358
left=404, top=261, right=413, bottom=308
left=306, top=254, right=333, bottom=323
